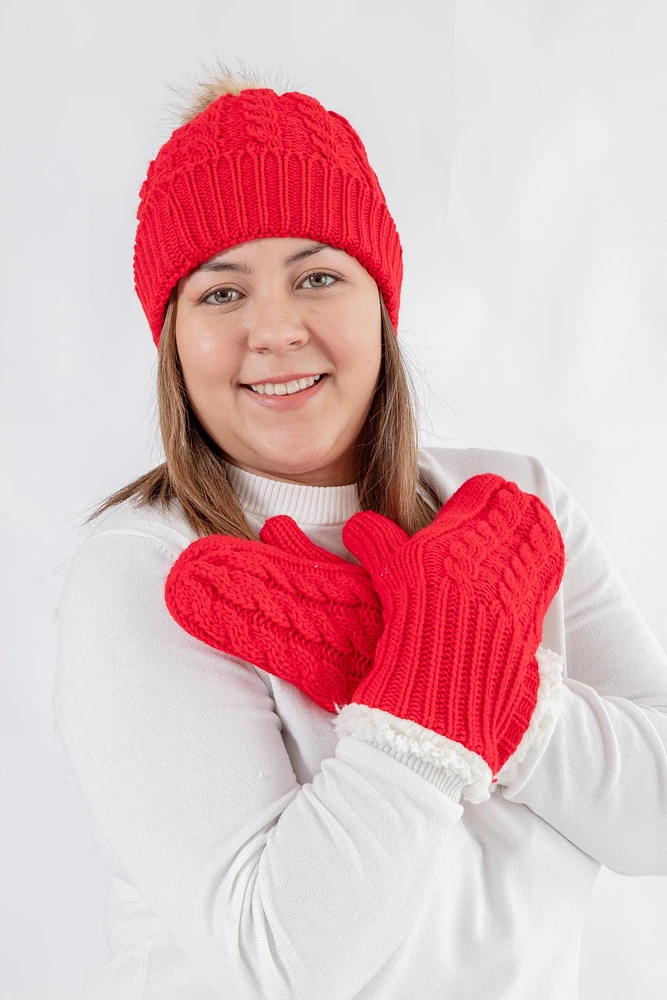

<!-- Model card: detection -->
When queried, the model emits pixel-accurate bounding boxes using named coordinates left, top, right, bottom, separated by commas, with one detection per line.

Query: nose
left=245, top=292, right=309, bottom=352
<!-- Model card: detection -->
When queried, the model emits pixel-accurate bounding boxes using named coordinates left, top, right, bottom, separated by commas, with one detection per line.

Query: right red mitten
left=335, top=473, right=566, bottom=797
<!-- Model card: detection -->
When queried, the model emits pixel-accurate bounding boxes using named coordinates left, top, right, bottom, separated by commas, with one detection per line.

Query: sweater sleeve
left=52, top=527, right=465, bottom=1000
left=494, top=468, right=667, bottom=876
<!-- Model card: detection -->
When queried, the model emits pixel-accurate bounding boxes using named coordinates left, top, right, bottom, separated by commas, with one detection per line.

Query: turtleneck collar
left=221, top=459, right=360, bottom=525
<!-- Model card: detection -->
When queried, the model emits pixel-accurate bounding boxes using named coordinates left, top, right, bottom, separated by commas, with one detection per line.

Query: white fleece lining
left=333, top=645, right=565, bottom=804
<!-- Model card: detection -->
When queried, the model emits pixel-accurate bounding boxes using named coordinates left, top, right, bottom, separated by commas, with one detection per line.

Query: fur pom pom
left=163, top=56, right=295, bottom=128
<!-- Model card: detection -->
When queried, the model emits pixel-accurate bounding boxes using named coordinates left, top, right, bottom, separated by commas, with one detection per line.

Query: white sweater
left=53, top=446, right=667, bottom=1000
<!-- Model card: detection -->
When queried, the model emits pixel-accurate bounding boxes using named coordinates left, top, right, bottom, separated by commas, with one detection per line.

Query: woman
left=53, top=68, right=667, bottom=1000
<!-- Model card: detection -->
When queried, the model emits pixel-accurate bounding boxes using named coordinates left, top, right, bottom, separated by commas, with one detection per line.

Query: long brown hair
left=82, top=65, right=441, bottom=540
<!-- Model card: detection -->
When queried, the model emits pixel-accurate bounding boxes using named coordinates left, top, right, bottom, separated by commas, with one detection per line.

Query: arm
left=495, top=467, right=667, bottom=875
left=53, top=528, right=464, bottom=1000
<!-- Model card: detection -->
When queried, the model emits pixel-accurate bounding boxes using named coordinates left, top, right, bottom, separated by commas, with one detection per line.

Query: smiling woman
left=54, top=58, right=667, bottom=1000
left=83, top=74, right=443, bottom=539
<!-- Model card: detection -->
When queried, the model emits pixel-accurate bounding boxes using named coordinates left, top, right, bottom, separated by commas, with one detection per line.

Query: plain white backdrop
left=1, top=0, right=666, bottom=997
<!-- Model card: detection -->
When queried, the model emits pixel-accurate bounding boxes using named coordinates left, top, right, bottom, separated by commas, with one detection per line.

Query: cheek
left=337, top=331, right=382, bottom=381
left=329, top=303, right=381, bottom=361
left=178, top=337, right=235, bottom=390
left=176, top=312, right=229, bottom=367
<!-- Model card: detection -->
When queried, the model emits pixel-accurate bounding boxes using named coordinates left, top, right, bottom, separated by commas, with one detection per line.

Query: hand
left=339, top=474, right=566, bottom=782
left=164, top=515, right=383, bottom=713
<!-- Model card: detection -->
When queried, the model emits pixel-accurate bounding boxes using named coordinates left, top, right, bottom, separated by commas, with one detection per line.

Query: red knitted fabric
left=341, top=473, right=566, bottom=777
left=133, top=88, right=403, bottom=347
left=164, top=514, right=383, bottom=713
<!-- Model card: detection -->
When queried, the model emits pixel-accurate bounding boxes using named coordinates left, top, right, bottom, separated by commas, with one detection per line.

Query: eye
left=200, top=271, right=340, bottom=306
left=202, top=287, right=241, bottom=305
left=301, top=271, right=339, bottom=289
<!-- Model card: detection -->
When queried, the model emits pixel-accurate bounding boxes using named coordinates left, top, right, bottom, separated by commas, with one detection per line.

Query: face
left=175, top=237, right=382, bottom=487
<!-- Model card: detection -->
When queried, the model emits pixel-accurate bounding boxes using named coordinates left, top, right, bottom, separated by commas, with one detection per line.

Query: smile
left=240, top=373, right=329, bottom=410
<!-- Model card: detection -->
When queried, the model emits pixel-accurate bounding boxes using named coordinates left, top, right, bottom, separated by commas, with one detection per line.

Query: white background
left=1, top=0, right=666, bottom=997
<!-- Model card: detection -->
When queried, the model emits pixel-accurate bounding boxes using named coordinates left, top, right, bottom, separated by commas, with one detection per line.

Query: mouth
left=239, top=373, right=329, bottom=408
left=240, top=373, right=328, bottom=395
left=240, top=373, right=326, bottom=393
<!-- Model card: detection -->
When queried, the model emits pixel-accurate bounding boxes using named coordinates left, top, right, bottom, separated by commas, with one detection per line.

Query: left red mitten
left=164, top=516, right=384, bottom=713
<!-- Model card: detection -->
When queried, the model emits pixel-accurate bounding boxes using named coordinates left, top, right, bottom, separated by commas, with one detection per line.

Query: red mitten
left=164, top=516, right=383, bottom=713
left=336, top=474, right=566, bottom=797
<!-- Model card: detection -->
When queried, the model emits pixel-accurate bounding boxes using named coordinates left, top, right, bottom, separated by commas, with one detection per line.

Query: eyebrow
left=191, top=241, right=334, bottom=275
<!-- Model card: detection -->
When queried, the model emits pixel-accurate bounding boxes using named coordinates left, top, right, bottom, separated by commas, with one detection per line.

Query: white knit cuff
left=492, top=645, right=566, bottom=793
left=333, top=644, right=565, bottom=805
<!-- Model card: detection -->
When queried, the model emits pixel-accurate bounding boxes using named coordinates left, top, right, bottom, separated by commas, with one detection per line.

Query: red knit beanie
left=133, top=87, right=403, bottom=348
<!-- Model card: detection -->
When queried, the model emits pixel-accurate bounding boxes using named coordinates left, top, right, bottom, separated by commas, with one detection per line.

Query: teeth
left=250, top=374, right=323, bottom=395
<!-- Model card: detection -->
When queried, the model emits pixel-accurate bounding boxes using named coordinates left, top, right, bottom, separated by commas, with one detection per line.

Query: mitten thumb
left=342, top=510, right=410, bottom=582
left=259, top=515, right=343, bottom=565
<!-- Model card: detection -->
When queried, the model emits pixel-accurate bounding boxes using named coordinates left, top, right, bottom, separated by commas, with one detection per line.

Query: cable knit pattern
left=340, top=473, right=567, bottom=782
left=133, top=87, right=403, bottom=346
left=164, top=471, right=567, bottom=803
left=164, top=514, right=384, bottom=713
